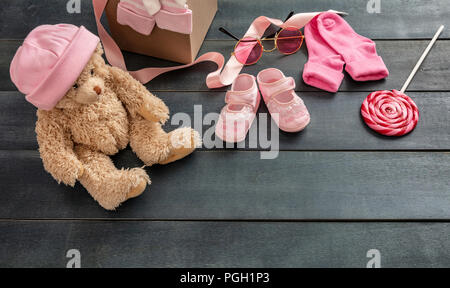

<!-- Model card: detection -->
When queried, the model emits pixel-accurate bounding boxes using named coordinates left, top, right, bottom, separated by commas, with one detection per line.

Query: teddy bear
left=10, top=24, right=200, bottom=210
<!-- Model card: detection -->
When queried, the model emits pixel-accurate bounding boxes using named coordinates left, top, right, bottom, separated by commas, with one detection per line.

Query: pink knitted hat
left=10, top=24, right=100, bottom=110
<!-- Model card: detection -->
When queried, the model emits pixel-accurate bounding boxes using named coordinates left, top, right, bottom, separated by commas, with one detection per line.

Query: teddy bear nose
left=93, top=86, right=102, bottom=95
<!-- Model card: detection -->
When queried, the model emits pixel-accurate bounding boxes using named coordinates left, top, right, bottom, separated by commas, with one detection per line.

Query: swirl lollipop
left=362, top=89, right=419, bottom=136
left=362, top=25, right=444, bottom=136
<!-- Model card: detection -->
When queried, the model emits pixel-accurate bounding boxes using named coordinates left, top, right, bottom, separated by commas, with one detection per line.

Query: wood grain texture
left=1, top=221, right=450, bottom=268
left=1, top=0, right=450, bottom=268
left=210, top=0, right=450, bottom=40
left=2, top=39, right=450, bottom=92
left=1, top=150, right=449, bottom=220
left=1, top=0, right=449, bottom=40
left=1, top=90, right=449, bottom=151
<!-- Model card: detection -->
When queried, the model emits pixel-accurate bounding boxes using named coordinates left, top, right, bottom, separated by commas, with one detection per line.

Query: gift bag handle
left=93, top=0, right=343, bottom=88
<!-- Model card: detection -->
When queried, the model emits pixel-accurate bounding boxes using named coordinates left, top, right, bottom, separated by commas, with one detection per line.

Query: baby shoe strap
left=225, top=90, right=258, bottom=109
left=262, top=77, right=296, bottom=102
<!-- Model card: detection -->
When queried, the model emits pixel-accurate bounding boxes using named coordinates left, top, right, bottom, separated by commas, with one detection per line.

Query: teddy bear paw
left=160, top=128, right=201, bottom=165
left=126, top=168, right=151, bottom=200
left=126, top=178, right=148, bottom=200
left=139, top=95, right=170, bottom=124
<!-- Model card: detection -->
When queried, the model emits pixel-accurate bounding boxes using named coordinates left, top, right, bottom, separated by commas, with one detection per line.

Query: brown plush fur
left=35, top=44, right=200, bottom=210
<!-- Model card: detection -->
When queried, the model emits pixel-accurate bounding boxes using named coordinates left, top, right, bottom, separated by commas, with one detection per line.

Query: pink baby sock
left=142, top=0, right=161, bottom=15
left=160, top=0, right=188, bottom=13
left=303, top=15, right=345, bottom=92
left=316, top=12, right=389, bottom=81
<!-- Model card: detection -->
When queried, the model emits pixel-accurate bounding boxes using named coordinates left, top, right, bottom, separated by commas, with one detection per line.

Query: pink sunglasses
left=219, top=12, right=304, bottom=65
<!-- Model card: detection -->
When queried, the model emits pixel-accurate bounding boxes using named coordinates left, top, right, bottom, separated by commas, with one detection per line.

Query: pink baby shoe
left=215, top=74, right=261, bottom=143
left=117, top=0, right=157, bottom=35
left=156, top=0, right=193, bottom=34
left=257, top=68, right=310, bottom=132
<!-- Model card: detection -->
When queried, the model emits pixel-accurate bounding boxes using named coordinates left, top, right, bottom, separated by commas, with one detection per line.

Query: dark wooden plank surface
left=1, top=150, right=449, bottom=220
left=1, top=221, right=450, bottom=268
left=1, top=0, right=450, bottom=268
left=2, top=40, right=450, bottom=92
left=2, top=90, right=450, bottom=151
left=212, top=0, right=450, bottom=40
left=1, top=0, right=450, bottom=40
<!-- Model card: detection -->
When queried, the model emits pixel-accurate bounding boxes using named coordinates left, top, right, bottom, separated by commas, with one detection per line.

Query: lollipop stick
left=400, top=25, right=444, bottom=93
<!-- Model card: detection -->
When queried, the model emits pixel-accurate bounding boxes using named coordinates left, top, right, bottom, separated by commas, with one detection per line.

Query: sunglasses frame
left=231, top=27, right=304, bottom=65
left=219, top=11, right=303, bottom=66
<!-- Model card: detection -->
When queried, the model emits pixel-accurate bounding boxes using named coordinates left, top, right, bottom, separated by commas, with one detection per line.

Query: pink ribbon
left=93, top=0, right=338, bottom=88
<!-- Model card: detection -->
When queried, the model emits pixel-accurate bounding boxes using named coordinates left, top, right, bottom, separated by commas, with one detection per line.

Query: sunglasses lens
left=277, top=28, right=303, bottom=54
left=234, top=37, right=262, bottom=65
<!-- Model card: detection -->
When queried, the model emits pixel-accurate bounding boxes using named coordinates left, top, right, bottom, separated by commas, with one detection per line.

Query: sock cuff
left=345, top=55, right=389, bottom=81
left=303, top=62, right=344, bottom=93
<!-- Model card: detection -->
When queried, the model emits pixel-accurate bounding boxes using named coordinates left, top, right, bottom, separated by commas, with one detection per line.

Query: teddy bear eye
left=73, top=83, right=79, bottom=89
left=90, top=69, right=94, bottom=75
